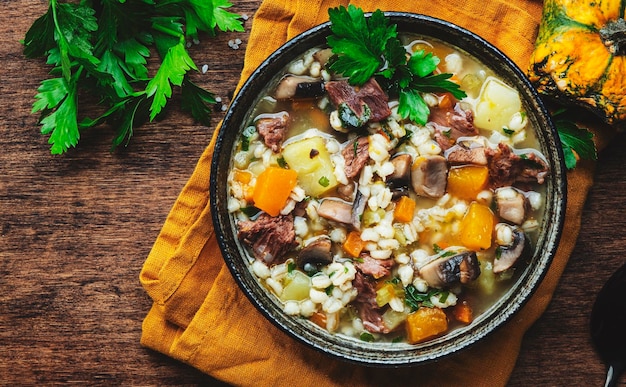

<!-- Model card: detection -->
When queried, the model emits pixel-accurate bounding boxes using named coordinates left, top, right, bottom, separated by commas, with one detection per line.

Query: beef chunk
left=256, top=112, right=289, bottom=152
left=445, top=144, right=488, bottom=165
left=355, top=255, right=394, bottom=279
left=486, top=143, right=549, bottom=188
left=325, top=79, right=391, bottom=128
left=238, top=213, right=297, bottom=263
left=429, top=103, right=478, bottom=150
left=342, top=136, right=369, bottom=179
left=352, top=271, right=389, bottom=334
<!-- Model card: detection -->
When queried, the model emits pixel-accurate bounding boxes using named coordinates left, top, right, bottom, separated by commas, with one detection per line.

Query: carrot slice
left=452, top=301, right=474, bottom=325
left=394, top=196, right=416, bottom=223
left=343, top=231, right=365, bottom=258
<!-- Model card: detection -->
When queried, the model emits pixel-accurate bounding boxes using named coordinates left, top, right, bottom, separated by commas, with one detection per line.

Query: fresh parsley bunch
left=23, top=0, right=244, bottom=154
left=326, top=5, right=466, bottom=125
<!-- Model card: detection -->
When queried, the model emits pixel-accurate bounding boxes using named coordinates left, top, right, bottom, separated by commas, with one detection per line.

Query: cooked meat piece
left=430, top=103, right=478, bottom=150
left=355, top=254, right=394, bottom=279
left=256, top=112, right=289, bottom=152
left=238, top=213, right=297, bottom=263
left=445, top=144, right=488, bottom=165
left=325, top=79, right=391, bottom=127
left=342, top=137, right=369, bottom=179
left=411, top=155, right=448, bottom=198
left=495, top=187, right=529, bottom=225
left=352, top=271, right=389, bottom=334
left=486, top=143, right=549, bottom=188
left=336, top=182, right=356, bottom=201
left=418, top=250, right=481, bottom=288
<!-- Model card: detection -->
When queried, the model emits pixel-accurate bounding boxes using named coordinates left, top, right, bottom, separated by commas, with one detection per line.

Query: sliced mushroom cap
left=495, top=187, right=529, bottom=225
left=387, top=153, right=412, bottom=188
left=317, top=199, right=353, bottom=224
left=274, top=75, right=325, bottom=100
left=351, top=190, right=368, bottom=230
left=297, top=236, right=333, bottom=268
left=493, top=223, right=530, bottom=274
left=418, top=250, right=481, bottom=288
left=411, top=155, right=448, bottom=198
left=312, top=48, right=333, bottom=67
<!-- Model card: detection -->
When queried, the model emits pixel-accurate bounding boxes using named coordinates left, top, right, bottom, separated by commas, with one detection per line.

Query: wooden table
left=2, top=1, right=624, bottom=385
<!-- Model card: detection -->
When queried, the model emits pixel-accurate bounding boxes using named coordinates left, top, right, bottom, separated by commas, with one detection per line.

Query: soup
left=226, top=35, right=549, bottom=344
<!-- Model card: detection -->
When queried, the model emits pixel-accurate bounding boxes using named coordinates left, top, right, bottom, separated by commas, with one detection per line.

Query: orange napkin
left=139, top=0, right=615, bottom=385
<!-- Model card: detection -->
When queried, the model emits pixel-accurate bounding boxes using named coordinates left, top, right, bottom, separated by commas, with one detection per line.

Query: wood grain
left=1, top=1, right=624, bottom=385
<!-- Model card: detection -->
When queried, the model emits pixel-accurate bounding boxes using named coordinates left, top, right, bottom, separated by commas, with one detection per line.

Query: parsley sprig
left=552, top=108, right=597, bottom=169
left=23, top=0, right=244, bottom=154
left=326, top=5, right=466, bottom=125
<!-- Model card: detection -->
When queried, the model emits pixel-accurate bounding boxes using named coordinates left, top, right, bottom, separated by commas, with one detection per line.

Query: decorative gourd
left=528, top=0, right=626, bottom=125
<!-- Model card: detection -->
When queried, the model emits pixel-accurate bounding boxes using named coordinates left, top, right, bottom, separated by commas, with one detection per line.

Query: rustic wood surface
left=1, top=1, right=625, bottom=385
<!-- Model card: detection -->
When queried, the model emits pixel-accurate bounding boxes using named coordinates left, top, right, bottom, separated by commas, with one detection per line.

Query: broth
left=227, top=35, right=549, bottom=344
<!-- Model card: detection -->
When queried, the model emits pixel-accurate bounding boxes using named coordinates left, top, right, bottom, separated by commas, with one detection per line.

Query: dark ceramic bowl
left=210, top=12, right=567, bottom=366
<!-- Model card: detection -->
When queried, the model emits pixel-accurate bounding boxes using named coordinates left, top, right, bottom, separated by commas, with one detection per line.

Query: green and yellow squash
left=529, top=0, right=626, bottom=125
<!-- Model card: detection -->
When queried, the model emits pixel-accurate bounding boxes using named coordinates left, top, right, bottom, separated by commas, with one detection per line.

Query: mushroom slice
left=411, top=155, right=448, bottom=198
left=493, top=223, right=530, bottom=274
left=387, top=153, right=412, bottom=188
left=418, top=250, right=481, bottom=288
left=297, top=236, right=333, bottom=269
left=317, top=199, right=353, bottom=224
left=351, top=190, right=368, bottom=230
left=495, top=187, right=529, bottom=225
left=274, top=75, right=325, bottom=100
left=312, top=48, right=333, bottom=67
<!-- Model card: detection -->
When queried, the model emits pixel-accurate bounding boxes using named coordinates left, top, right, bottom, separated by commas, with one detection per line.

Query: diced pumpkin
left=459, top=202, right=494, bottom=250
left=343, top=231, right=365, bottom=257
left=252, top=167, right=298, bottom=216
left=282, top=136, right=338, bottom=197
left=394, top=196, right=416, bottom=223
left=446, top=165, right=489, bottom=200
left=405, top=307, right=449, bottom=344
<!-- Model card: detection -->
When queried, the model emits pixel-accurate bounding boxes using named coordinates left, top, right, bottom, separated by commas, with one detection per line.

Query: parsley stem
left=151, top=23, right=185, bottom=40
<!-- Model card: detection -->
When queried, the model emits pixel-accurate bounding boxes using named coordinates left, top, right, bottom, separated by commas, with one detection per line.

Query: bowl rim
left=210, top=11, right=567, bottom=367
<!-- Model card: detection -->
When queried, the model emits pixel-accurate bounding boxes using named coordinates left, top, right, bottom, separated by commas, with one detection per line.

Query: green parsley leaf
left=318, top=176, right=330, bottom=187
left=181, top=75, right=216, bottom=127
left=553, top=110, right=597, bottom=170
left=327, top=6, right=396, bottom=85
left=408, top=50, right=439, bottom=78
left=327, top=6, right=467, bottom=126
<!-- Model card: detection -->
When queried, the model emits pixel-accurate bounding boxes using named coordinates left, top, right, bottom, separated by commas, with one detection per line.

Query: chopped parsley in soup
left=227, top=35, right=549, bottom=344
